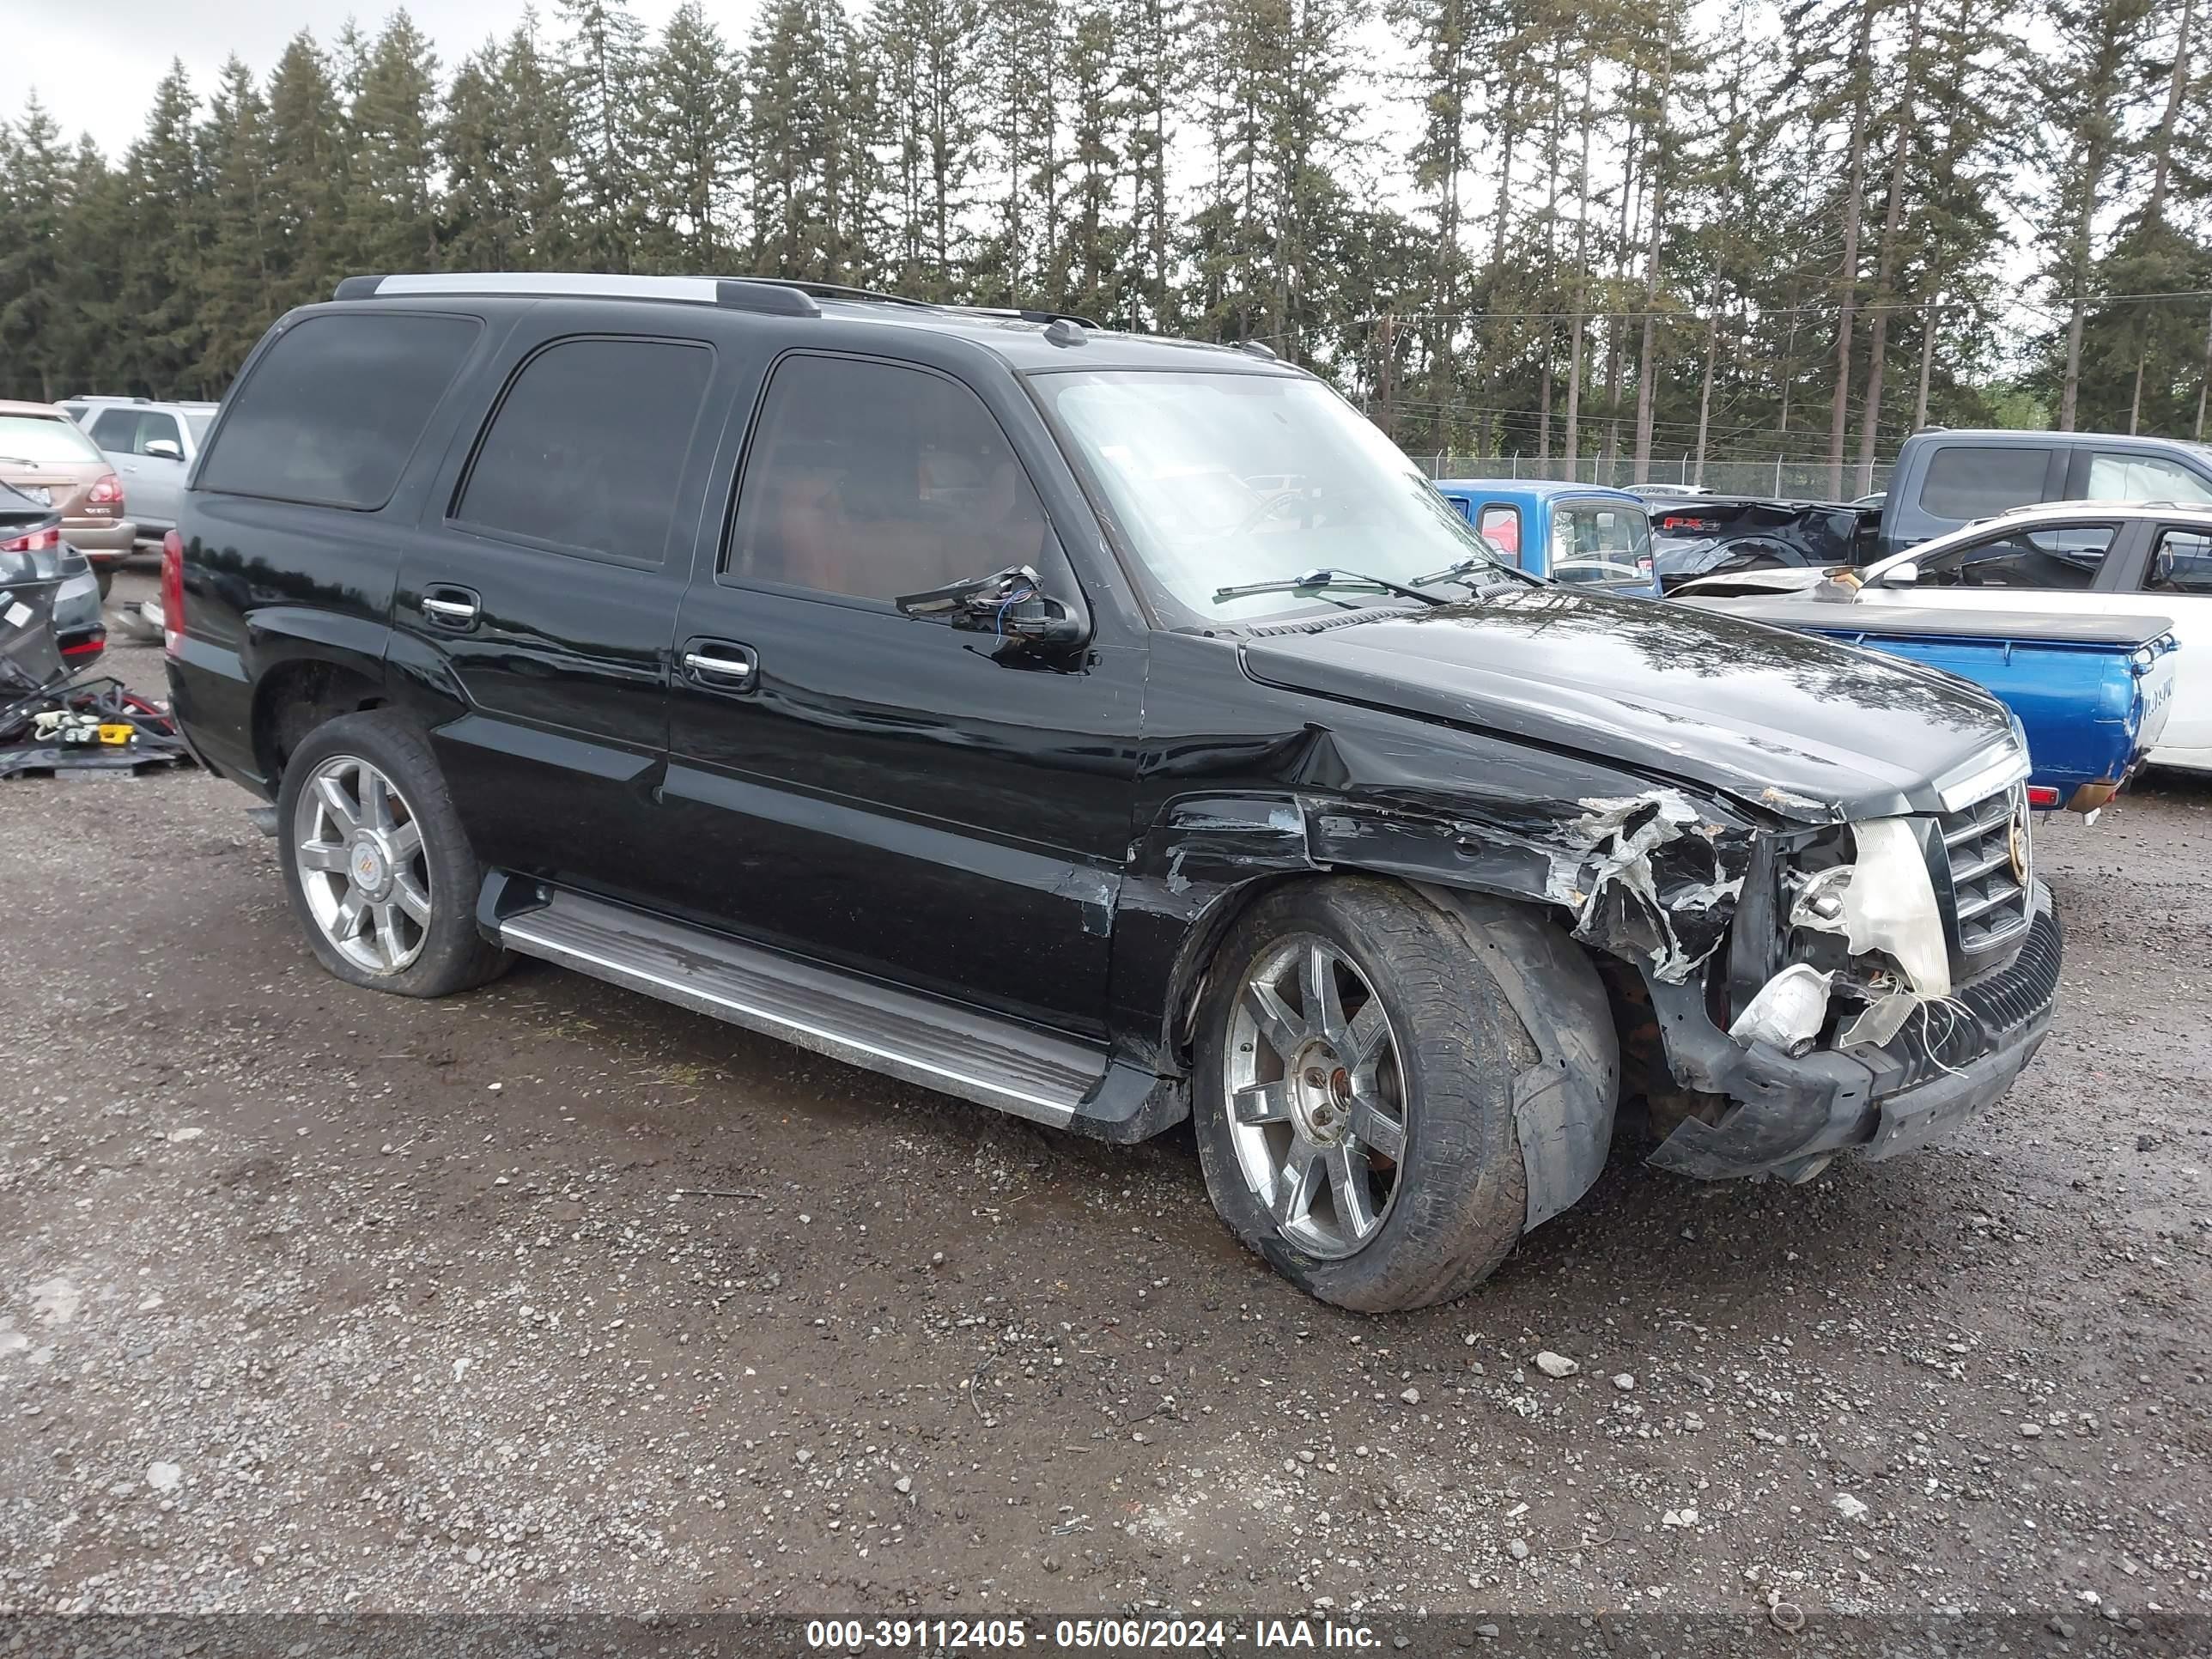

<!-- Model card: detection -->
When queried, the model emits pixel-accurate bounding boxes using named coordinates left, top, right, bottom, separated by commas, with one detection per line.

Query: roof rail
left=773, top=280, right=940, bottom=311
left=951, top=304, right=1105, bottom=330
left=332, top=272, right=823, bottom=318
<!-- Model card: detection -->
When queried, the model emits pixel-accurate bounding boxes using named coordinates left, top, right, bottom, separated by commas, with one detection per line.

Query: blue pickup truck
left=1684, top=596, right=2179, bottom=814
left=1431, top=480, right=1662, bottom=596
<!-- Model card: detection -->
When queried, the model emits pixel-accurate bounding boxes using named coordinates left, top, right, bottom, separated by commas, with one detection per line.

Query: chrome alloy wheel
left=292, top=755, right=431, bottom=974
left=1223, top=934, right=1408, bottom=1259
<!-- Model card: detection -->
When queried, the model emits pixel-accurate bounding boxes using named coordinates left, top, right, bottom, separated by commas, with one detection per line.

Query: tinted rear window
left=1916, top=445, right=2050, bottom=520
left=199, top=312, right=480, bottom=509
left=454, top=337, right=713, bottom=563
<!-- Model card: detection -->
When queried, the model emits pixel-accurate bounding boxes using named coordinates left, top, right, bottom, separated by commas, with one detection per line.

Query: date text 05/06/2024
left=803, top=1616, right=1384, bottom=1650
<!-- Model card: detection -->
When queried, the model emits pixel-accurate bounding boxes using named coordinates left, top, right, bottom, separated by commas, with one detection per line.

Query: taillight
left=1, top=526, right=59, bottom=553
left=161, top=530, right=185, bottom=657
left=88, top=472, right=125, bottom=507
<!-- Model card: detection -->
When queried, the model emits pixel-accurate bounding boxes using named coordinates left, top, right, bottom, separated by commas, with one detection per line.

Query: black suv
left=167, top=273, right=2063, bottom=1311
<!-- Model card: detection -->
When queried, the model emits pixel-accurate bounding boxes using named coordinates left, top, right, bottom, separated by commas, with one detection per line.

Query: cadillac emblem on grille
left=2008, top=800, right=2030, bottom=884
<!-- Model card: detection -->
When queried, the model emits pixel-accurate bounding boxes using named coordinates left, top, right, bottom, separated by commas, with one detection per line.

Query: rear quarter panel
left=167, top=493, right=412, bottom=791
left=171, top=301, right=515, bottom=792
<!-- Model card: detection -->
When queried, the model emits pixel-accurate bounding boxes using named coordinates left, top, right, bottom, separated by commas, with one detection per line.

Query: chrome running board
left=486, top=879, right=1105, bottom=1127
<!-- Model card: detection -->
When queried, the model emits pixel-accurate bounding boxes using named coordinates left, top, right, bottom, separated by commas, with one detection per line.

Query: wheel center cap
left=1291, top=1044, right=1352, bottom=1142
left=349, top=838, right=391, bottom=898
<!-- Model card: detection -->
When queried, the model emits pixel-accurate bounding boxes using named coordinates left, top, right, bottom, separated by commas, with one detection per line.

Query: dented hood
left=1238, top=586, right=2009, bottom=823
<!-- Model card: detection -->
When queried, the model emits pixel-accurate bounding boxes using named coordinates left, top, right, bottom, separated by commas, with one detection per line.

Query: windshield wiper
left=1212, top=567, right=1445, bottom=606
left=1410, top=554, right=1539, bottom=592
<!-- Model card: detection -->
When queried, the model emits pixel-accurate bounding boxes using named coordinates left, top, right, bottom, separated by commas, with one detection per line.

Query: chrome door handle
left=683, top=651, right=754, bottom=682
left=422, top=595, right=478, bottom=623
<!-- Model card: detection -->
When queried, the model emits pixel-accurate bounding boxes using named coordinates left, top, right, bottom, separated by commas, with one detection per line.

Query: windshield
left=0, top=414, right=103, bottom=466
left=1036, top=370, right=1508, bottom=623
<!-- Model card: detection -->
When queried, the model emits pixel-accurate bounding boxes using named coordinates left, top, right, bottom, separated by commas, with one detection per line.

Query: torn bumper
left=1646, top=882, right=2061, bottom=1180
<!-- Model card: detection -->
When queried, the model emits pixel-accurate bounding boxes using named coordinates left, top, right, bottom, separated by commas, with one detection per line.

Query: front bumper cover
left=1645, top=882, right=2060, bottom=1179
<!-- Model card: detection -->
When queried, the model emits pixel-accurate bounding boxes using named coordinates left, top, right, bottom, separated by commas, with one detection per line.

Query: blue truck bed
left=1682, top=599, right=2179, bottom=813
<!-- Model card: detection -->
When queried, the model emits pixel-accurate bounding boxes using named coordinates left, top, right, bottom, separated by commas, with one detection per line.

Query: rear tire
left=275, top=710, right=509, bottom=998
left=1193, top=878, right=1531, bottom=1312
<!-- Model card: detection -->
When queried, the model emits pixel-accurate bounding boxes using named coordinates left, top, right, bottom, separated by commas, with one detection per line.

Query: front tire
left=1193, top=878, right=1531, bottom=1312
left=275, top=710, right=509, bottom=998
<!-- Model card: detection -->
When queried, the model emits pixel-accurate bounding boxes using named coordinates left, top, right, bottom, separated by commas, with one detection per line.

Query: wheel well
left=252, top=660, right=386, bottom=787
left=1165, top=873, right=1601, bottom=1074
left=1164, top=872, right=1328, bottom=1073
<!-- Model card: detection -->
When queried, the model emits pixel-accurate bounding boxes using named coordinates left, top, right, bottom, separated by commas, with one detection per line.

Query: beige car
left=0, top=400, right=137, bottom=591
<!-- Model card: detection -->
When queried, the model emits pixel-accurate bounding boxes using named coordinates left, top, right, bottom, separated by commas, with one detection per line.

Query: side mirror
left=143, top=439, right=183, bottom=461
left=896, top=563, right=1089, bottom=650
left=1877, top=560, right=1920, bottom=587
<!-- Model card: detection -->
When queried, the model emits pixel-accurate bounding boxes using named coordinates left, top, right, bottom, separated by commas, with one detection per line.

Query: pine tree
left=2072, top=0, right=2206, bottom=432
left=1109, top=0, right=1187, bottom=328
left=195, top=57, right=280, bottom=392
left=1058, top=0, right=1125, bottom=319
left=442, top=41, right=518, bottom=268
left=643, top=2, right=741, bottom=271
left=0, top=100, right=75, bottom=400
left=264, top=32, right=348, bottom=309
left=1389, top=0, right=1482, bottom=441
left=975, top=0, right=1065, bottom=303
left=118, top=64, right=207, bottom=396
left=864, top=0, right=986, bottom=295
left=2035, top=0, right=2160, bottom=428
left=557, top=0, right=649, bottom=270
left=348, top=13, right=443, bottom=273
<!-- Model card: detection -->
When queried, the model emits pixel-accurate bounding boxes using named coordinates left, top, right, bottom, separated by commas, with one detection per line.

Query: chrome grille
left=1936, top=782, right=2031, bottom=951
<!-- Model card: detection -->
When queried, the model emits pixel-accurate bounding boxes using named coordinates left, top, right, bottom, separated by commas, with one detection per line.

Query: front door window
left=1914, top=522, right=2118, bottom=590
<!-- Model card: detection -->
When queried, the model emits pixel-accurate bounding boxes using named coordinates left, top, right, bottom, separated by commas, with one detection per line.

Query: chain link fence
left=1417, top=455, right=1894, bottom=501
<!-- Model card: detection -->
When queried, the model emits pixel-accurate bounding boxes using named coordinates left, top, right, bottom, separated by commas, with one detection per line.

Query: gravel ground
left=3, top=569, right=2208, bottom=1642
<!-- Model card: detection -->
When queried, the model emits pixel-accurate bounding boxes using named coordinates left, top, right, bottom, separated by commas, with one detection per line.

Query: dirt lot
left=3, top=568, right=2208, bottom=1641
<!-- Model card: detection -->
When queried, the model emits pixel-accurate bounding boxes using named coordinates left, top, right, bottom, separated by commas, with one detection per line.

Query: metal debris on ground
left=2, top=673, right=191, bottom=777
left=3, top=563, right=190, bottom=777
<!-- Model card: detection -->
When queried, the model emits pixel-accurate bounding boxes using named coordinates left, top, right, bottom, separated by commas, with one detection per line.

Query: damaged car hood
left=1239, top=586, right=2008, bottom=823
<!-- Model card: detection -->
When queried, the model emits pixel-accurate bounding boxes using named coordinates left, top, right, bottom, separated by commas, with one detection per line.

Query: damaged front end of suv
left=1565, top=740, right=2058, bottom=1187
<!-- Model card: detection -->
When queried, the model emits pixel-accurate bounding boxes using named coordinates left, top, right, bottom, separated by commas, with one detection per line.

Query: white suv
left=61, top=397, right=219, bottom=537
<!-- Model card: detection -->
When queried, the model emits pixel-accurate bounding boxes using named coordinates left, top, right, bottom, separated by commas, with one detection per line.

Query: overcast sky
left=2, top=0, right=693, bottom=158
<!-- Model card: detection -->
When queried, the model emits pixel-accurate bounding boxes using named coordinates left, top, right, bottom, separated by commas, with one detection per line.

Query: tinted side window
left=88, top=409, right=137, bottom=449
left=2145, top=527, right=2212, bottom=595
left=455, top=337, right=713, bottom=563
left=200, top=313, right=481, bottom=509
left=1917, top=446, right=2051, bottom=520
left=728, top=356, right=1054, bottom=601
left=1917, top=522, right=2117, bottom=589
left=2086, top=452, right=2212, bottom=506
